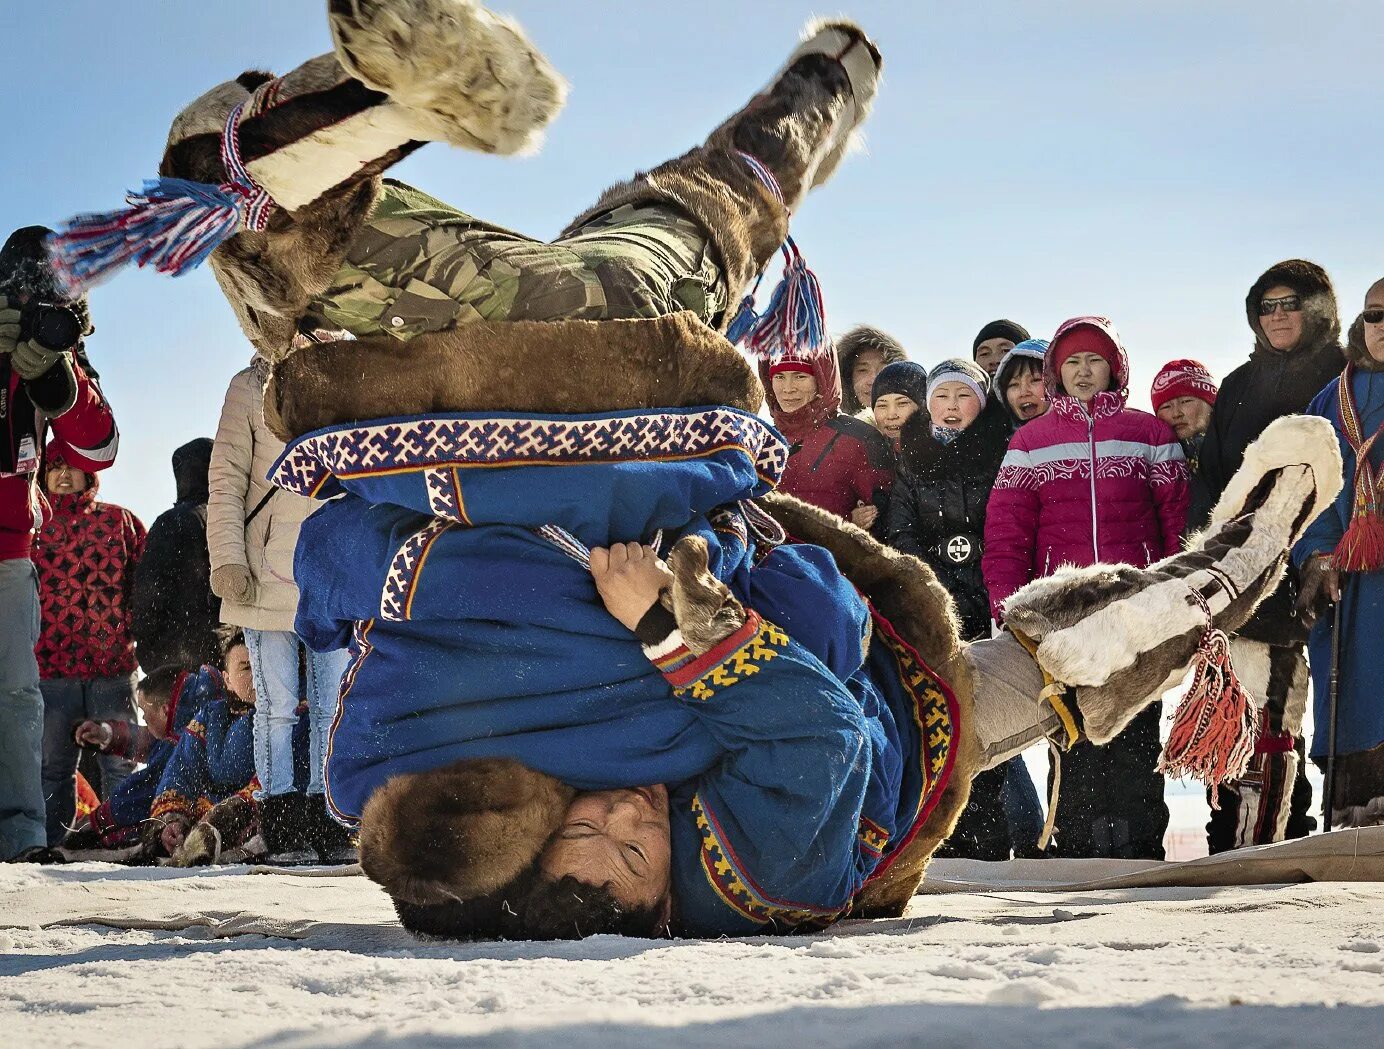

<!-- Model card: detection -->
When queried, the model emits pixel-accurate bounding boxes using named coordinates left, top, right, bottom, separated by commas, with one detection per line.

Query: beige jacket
left=207, top=361, right=315, bottom=632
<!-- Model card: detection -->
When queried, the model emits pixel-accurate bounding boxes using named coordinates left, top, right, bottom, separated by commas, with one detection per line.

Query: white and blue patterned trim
left=381, top=519, right=454, bottom=621
left=270, top=409, right=789, bottom=497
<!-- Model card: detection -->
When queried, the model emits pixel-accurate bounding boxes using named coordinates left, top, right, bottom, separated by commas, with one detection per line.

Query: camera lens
left=28, top=304, right=80, bottom=351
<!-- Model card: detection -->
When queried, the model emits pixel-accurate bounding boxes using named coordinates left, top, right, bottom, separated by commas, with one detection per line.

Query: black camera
left=20, top=302, right=81, bottom=352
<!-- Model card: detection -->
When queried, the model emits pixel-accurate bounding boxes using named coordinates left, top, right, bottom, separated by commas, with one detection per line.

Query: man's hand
left=850, top=502, right=878, bottom=530
left=589, top=542, right=674, bottom=632
left=159, top=818, right=190, bottom=856
left=211, top=564, right=255, bottom=604
left=1296, top=553, right=1340, bottom=626
left=74, top=720, right=113, bottom=750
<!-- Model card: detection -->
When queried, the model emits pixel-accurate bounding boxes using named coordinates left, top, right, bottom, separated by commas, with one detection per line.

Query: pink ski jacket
left=982, top=317, right=1189, bottom=619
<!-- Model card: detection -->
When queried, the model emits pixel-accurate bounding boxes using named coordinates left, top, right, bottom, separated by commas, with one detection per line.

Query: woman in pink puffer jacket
left=983, top=316, right=1189, bottom=620
left=982, top=316, right=1189, bottom=860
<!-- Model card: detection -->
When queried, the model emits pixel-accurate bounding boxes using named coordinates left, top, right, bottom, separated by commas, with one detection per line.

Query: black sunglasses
left=1363, top=309, right=1384, bottom=325
left=1258, top=295, right=1302, bottom=316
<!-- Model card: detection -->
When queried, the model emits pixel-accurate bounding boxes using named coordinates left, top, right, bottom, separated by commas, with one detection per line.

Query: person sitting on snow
left=144, top=631, right=261, bottom=866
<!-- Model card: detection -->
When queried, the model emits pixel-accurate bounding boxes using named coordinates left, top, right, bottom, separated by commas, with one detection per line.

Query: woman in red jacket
left=760, top=351, right=894, bottom=535
left=983, top=316, right=1189, bottom=859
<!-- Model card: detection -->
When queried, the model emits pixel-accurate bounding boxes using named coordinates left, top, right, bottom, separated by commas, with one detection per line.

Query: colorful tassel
left=1158, top=606, right=1256, bottom=799
left=48, top=178, right=254, bottom=296
left=47, top=91, right=278, bottom=297
left=1334, top=512, right=1384, bottom=573
left=727, top=152, right=829, bottom=362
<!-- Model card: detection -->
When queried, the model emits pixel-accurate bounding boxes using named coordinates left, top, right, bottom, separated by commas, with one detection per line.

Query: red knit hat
left=1150, top=359, right=1218, bottom=414
left=1053, top=324, right=1120, bottom=376
left=768, top=356, right=816, bottom=379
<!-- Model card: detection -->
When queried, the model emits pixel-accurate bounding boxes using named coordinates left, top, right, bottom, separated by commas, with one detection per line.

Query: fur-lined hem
left=264, top=312, right=763, bottom=441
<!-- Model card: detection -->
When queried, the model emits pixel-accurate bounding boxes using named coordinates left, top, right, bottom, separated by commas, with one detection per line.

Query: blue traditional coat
left=93, top=668, right=220, bottom=839
left=273, top=406, right=958, bottom=935
left=151, top=690, right=257, bottom=822
left=1293, top=369, right=1384, bottom=758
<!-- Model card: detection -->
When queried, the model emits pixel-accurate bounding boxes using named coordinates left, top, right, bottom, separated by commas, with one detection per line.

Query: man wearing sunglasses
left=1195, top=259, right=1346, bottom=856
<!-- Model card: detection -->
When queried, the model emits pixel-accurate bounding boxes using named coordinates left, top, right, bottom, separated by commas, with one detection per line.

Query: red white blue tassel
left=727, top=151, right=828, bottom=362
left=48, top=91, right=279, bottom=297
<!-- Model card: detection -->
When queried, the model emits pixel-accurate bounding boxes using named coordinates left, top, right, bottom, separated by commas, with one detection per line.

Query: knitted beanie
left=871, top=360, right=928, bottom=406
left=972, top=319, right=1031, bottom=354
left=926, top=358, right=990, bottom=408
left=767, top=356, right=815, bottom=379
left=1150, top=359, right=1218, bottom=413
left=995, top=339, right=1049, bottom=383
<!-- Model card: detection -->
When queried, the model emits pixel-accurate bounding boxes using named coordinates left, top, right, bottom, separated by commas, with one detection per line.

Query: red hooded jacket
left=1, top=356, right=118, bottom=560
left=33, top=443, right=145, bottom=680
left=759, top=350, right=894, bottom=524
left=982, top=317, right=1189, bottom=619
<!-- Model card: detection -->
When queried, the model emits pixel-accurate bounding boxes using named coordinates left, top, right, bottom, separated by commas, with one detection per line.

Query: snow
left=5, top=860, right=1384, bottom=1049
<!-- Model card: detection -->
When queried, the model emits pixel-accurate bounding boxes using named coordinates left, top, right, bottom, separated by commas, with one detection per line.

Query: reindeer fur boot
left=1003, top=415, right=1343, bottom=744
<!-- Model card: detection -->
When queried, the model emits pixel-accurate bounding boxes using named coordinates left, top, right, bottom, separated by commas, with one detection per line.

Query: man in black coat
left=1197, top=259, right=1344, bottom=853
left=130, top=438, right=221, bottom=672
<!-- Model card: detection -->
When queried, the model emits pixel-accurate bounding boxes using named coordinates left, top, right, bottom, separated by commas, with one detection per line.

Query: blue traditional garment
left=1293, top=369, right=1384, bottom=758
left=98, top=668, right=219, bottom=833
left=272, top=405, right=957, bottom=935
left=151, top=691, right=257, bottom=822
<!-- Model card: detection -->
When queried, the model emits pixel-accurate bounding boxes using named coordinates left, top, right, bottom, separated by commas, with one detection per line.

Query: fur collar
left=265, top=312, right=763, bottom=442
left=897, top=399, right=1010, bottom=480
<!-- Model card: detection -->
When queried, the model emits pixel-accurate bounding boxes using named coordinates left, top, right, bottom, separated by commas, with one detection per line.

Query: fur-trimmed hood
left=837, top=325, right=908, bottom=415
left=1245, top=259, right=1341, bottom=360
left=1345, top=312, right=1384, bottom=372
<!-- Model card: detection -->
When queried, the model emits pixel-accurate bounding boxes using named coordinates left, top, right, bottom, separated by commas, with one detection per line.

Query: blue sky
left=2, top=1, right=1380, bottom=525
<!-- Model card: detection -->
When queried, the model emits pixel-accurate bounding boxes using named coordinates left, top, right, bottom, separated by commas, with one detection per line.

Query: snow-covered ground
left=5, top=859, right=1383, bottom=1049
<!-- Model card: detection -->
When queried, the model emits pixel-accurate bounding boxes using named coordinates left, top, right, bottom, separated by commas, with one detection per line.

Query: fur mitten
left=359, top=757, right=574, bottom=905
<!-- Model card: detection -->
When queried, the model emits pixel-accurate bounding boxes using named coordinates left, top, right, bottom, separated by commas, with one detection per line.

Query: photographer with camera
left=0, top=225, right=119, bottom=863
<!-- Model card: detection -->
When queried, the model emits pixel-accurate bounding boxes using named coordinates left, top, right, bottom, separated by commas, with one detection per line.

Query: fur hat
left=972, top=319, right=1030, bottom=355
left=1151, top=359, right=1218, bottom=413
left=358, top=757, right=575, bottom=907
left=1245, top=259, right=1340, bottom=356
left=926, top=358, right=989, bottom=408
left=0, top=225, right=91, bottom=332
left=837, top=325, right=907, bottom=414
left=870, top=360, right=927, bottom=406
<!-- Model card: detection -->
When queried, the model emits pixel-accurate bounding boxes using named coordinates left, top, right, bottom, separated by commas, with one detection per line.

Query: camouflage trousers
left=308, top=181, right=728, bottom=341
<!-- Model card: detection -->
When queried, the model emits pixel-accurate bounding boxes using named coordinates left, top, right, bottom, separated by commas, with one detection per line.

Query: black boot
left=261, top=792, right=315, bottom=865
left=304, top=793, right=358, bottom=865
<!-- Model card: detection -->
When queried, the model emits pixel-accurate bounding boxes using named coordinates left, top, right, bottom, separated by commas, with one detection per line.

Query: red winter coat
left=33, top=445, right=145, bottom=680
left=759, top=351, right=894, bottom=524
left=1, top=356, right=118, bottom=561
left=982, top=317, right=1189, bottom=619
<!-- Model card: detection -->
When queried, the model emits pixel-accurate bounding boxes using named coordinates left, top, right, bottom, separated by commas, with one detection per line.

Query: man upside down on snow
left=49, top=0, right=1343, bottom=937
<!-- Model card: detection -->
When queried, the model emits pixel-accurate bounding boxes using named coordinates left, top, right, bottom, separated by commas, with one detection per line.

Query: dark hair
left=1001, top=355, right=1043, bottom=390
left=392, top=877, right=534, bottom=941
left=219, top=627, right=247, bottom=662
left=136, top=664, right=184, bottom=703
left=518, top=875, right=669, bottom=940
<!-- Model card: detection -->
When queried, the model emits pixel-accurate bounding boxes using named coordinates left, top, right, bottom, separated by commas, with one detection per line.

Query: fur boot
left=1003, top=415, right=1343, bottom=744
left=564, top=21, right=880, bottom=307
left=159, top=2, right=565, bottom=359
left=358, top=757, right=574, bottom=906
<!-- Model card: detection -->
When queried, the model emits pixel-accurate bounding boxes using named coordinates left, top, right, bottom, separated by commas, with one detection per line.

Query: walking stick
left=1324, top=587, right=1345, bottom=832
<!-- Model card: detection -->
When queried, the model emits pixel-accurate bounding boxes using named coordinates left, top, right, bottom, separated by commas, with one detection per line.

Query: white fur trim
left=247, top=101, right=430, bottom=213
left=329, top=0, right=567, bottom=157
left=1203, top=414, right=1342, bottom=545
left=1227, top=636, right=1272, bottom=709
left=1023, top=464, right=1317, bottom=689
